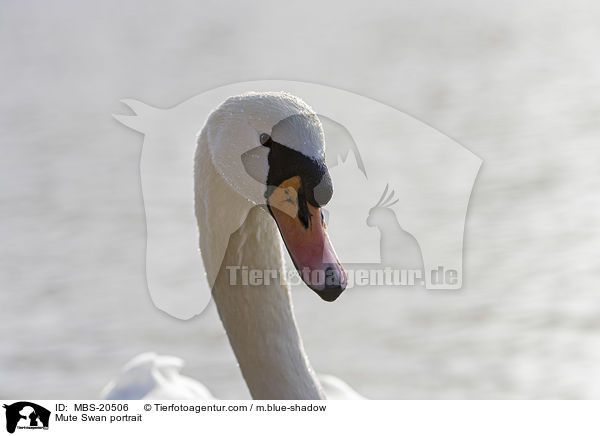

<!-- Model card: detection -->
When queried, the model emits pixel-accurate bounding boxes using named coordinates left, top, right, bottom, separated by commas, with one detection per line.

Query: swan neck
left=196, top=132, right=323, bottom=400
left=212, top=207, right=324, bottom=400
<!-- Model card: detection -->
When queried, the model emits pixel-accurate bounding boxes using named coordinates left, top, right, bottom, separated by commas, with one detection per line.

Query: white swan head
left=203, top=92, right=347, bottom=301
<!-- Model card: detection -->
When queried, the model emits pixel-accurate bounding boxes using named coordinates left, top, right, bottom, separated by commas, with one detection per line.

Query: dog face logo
left=3, top=402, right=50, bottom=433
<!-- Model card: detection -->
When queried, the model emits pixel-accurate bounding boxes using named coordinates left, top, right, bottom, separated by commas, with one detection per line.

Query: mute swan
left=101, top=353, right=365, bottom=400
left=107, top=92, right=363, bottom=400
left=194, top=92, right=351, bottom=400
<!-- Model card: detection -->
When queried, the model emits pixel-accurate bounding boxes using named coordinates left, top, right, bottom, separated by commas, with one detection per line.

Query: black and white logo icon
left=3, top=402, right=50, bottom=434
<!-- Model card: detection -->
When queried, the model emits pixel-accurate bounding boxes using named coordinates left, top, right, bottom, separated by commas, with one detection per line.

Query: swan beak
left=267, top=176, right=347, bottom=302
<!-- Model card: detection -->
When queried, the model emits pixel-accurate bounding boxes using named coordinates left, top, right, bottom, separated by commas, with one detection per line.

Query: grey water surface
left=1, top=0, right=599, bottom=399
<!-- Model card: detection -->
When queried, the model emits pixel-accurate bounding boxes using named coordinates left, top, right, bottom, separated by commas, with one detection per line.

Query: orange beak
left=267, top=176, right=347, bottom=302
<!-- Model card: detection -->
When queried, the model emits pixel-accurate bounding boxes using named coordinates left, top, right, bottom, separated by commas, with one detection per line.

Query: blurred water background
left=1, top=0, right=599, bottom=399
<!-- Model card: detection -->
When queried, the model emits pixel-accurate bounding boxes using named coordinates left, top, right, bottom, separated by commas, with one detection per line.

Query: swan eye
left=259, top=133, right=271, bottom=146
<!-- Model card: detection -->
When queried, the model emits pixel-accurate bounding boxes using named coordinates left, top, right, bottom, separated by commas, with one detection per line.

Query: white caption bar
left=1, top=400, right=599, bottom=436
